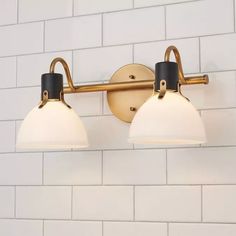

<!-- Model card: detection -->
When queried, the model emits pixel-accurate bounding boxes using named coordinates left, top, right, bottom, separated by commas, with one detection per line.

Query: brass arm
left=50, top=57, right=76, bottom=92
left=49, top=45, right=208, bottom=95
left=164, top=45, right=209, bottom=85
left=63, top=80, right=154, bottom=94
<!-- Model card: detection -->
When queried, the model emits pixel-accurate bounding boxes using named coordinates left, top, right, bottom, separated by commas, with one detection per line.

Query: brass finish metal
left=38, top=90, right=71, bottom=109
left=60, top=91, right=71, bottom=109
left=158, top=80, right=166, bottom=99
left=164, top=45, right=209, bottom=85
left=107, top=64, right=155, bottom=122
left=63, top=80, right=154, bottom=94
left=50, top=57, right=76, bottom=92
left=39, top=90, right=49, bottom=108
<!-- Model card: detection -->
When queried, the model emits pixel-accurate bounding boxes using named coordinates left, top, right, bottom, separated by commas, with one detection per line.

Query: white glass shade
left=17, top=101, right=88, bottom=150
left=129, top=92, right=206, bottom=145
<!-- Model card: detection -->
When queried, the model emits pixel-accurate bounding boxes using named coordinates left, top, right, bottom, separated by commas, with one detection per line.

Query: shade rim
left=16, top=143, right=89, bottom=151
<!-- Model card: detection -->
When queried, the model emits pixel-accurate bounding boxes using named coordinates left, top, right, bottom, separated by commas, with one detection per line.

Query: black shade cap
left=41, top=73, right=63, bottom=100
left=154, top=61, right=179, bottom=91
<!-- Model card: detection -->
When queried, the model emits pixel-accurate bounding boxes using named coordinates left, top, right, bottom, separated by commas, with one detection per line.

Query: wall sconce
left=16, top=46, right=209, bottom=150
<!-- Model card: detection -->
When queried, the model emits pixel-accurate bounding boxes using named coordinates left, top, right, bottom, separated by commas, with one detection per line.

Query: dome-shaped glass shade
left=17, top=101, right=88, bottom=150
left=129, top=92, right=206, bottom=145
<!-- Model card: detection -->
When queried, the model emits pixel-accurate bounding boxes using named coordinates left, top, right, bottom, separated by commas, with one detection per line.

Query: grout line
left=15, top=56, right=18, bottom=88
left=14, top=121, right=17, bottom=153
left=233, top=0, right=236, bottom=32
left=43, top=21, right=46, bottom=52
left=165, top=149, right=168, bottom=184
left=132, top=44, right=134, bottom=63
left=102, top=221, right=104, bottom=236
left=42, top=220, right=44, bottom=236
left=134, top=0, right=203, bottom=9
left=71, top=50, right=74, bottom=79
left=1, top=143, right=236, bottom=156
left=72, top=0, right=75, bottom=16
left=16, top=0, right=19, bottom=24
left=201, top=185, right=204, bottom=222
left=198, top=107, right=236, bottom=111
left=71, top=186, right=74, bottom=219
left=164, top=6, right=167, bottom=40
left=1, top=217, right=236, bottom=224
left=101, top=14, right=104, bottom=46
left=133, top=186, right=135, bottom=221
left=42, top=153, right=44, bottom=185
left=14, top=186, right=16, bottom=218
left=198, top=37, right=201, bottom=72
left=101, top=92, right=104, bottom=115
left=101, top=151, right=104, bottom=185
left=167, top=222, right=169, bottom=236
left=2, top=183, right=236, bottom=187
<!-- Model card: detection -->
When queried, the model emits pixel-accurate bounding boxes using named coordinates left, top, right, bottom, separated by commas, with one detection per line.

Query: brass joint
left=158, top=80, right=166, bottom=99
left=38, top=90, right=71, bottom=109
left=38, top=90, right=49, bottom=108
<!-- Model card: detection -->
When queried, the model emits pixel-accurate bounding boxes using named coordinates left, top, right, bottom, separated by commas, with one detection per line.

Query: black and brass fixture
left=17, top=46, right=209, bottom=150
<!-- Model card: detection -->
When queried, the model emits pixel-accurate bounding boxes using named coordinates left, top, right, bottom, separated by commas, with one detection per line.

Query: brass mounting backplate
left=107, top=64, right=155, bottom=123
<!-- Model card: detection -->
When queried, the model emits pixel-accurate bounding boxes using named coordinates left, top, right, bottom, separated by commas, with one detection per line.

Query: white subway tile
left=0, top=87, right=40, bottom=120
left=0, top=153, right=42, bottom=185
left=0, top=121, right=15, bottom=152
left=45, top=15, right=101, bottom=51
left=73, top=186, right=133, bottom=220
left=166, top=0, right=234, bottom=39
left=44, top=151, right=101, bottom=185
left=135, top=186, right=201, bottom=221
left=0, top=22, right=43, bottom=57
left=104, top=222, right=167, bottom=236
left=0, top=219, right=42, bottom=236
left=19, top=0, right=72, bottom=23
left=201, top=34, right=236, bottom=72
left=168, top=147, right=236, bottom=184
left=82, top=116, right=132, bottom=150
left=134, top=38, right=199, bottom=74
left=169, top=223, right=236, bottom=236
left=202, top=109, right=236, bottom=146
left=17, top=51, right=72, bottom=87
left=203, top=186, right=236, bottom=222
left=135, top=0, right=195, bottom=7
left=74, top=0, right=132, bottom=15
left=44, top=221, right=102, bottom=236
left=103, top=7, right=165, bottom=45
left=0, top=57, right=16, bottom=88
left=66, top=92, right=102, bottom=116
left=103, top=149, right=166, bottom=185
left=16, top=186, right=71, bottom=219
left=73, top=45, right=133, bottom=83
left=182, top=71, right=236, bottom=109
left=0, top=0, right=17, bottom=25
left=0, top=187, right=14, bottom=218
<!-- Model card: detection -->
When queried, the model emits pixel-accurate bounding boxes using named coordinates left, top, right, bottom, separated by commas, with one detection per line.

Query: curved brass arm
left=164, top=45, right=209, bottom=85
left=49, top=57, right=76, bottom=91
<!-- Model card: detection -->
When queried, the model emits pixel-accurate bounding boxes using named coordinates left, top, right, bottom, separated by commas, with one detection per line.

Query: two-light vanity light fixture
left=17, top=46, right=209, bottom=150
